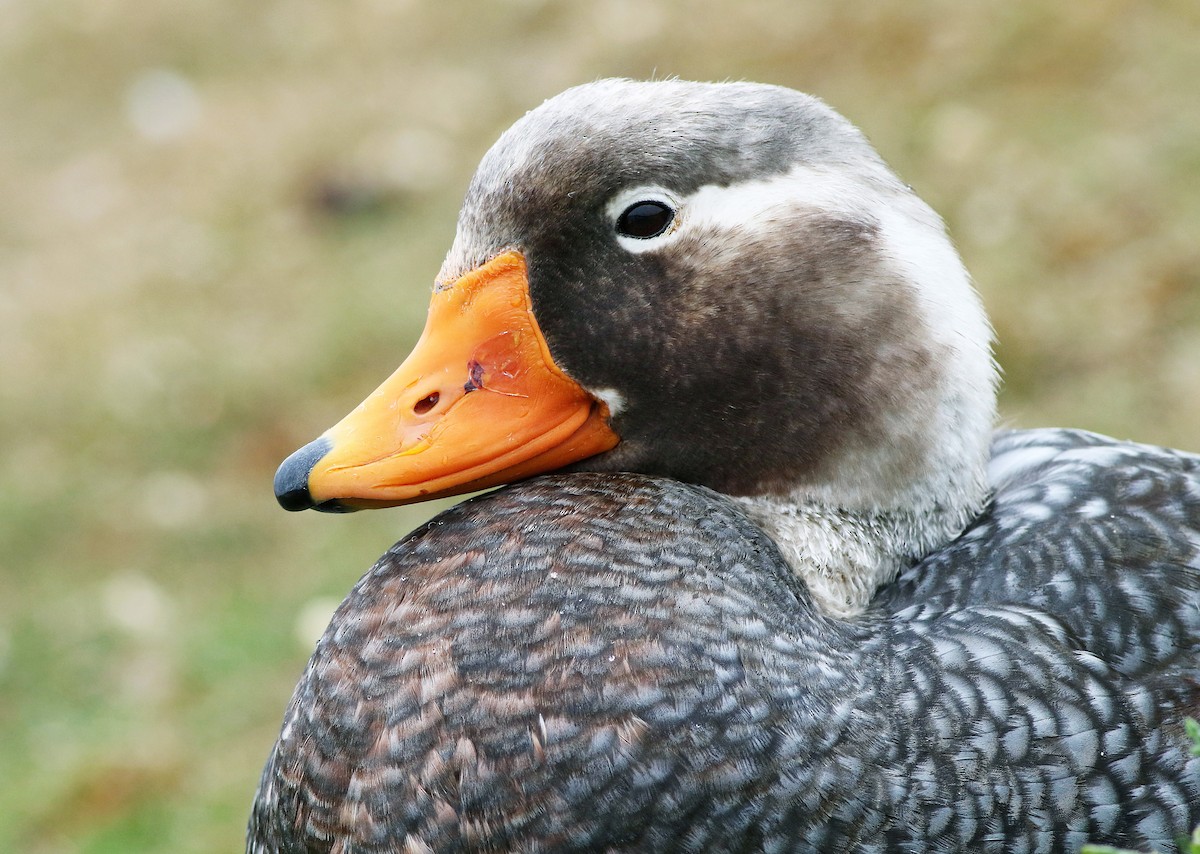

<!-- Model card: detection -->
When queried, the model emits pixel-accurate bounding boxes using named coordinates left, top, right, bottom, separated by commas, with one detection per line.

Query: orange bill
left=274, top=251, right=619, bottom=510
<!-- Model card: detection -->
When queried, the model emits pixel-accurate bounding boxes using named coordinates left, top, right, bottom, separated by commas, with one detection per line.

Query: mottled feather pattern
left=250, top=429, right=1200, bottom=853
left=882, top=429, right=1200, bottom=682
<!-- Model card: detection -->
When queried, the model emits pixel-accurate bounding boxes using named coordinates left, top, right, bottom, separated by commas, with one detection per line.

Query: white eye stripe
left=681, top=167, right=877, bottom=231
left=605, top=168, right=869, bottom=255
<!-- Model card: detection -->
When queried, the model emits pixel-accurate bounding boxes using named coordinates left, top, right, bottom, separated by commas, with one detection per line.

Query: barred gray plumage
left=249, top=429, right=1200, bottom=852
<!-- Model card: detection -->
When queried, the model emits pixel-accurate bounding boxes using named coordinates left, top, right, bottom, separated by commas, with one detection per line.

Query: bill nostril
left=413, top=392, right=440, bottom=415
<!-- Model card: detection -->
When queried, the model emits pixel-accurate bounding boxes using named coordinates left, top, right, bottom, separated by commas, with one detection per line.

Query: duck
left=250, top=79, right=1200, bottom=852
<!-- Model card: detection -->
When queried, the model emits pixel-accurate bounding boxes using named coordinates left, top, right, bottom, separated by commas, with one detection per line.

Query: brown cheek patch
left=586, top=210, right=945, bottom=497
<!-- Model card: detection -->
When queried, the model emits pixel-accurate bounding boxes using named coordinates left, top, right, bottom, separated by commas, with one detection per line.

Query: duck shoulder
left=879, top=427, right=1200, bottom=681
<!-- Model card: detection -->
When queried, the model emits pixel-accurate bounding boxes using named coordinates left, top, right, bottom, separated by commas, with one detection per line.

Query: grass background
left=2, top=1, right=1199, bottom=850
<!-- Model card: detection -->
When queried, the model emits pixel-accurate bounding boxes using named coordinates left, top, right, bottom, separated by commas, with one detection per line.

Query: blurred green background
left=2, top=0, right=1198, bottom=850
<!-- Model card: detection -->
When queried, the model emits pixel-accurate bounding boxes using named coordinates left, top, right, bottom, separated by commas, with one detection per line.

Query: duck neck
left=733, top=443, right=991, bottom=619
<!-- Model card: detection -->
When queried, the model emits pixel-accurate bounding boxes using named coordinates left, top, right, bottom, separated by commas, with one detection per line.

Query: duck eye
left=616, top=200, right=675, bottom=239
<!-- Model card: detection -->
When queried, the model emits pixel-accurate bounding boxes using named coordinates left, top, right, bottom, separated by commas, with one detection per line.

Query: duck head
left=275, top=79, right=997, bottom=613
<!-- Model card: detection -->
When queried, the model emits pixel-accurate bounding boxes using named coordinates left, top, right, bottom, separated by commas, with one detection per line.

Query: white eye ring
left=607, top=186, right=684, bottom=253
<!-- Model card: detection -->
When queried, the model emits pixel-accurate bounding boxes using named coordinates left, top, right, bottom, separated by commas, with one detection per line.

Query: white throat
left=734, top=490, right=984, bottom=618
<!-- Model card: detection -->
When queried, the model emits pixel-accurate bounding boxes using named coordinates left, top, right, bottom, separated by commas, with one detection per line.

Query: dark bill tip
left=273, top=437, right=332, bottom=512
